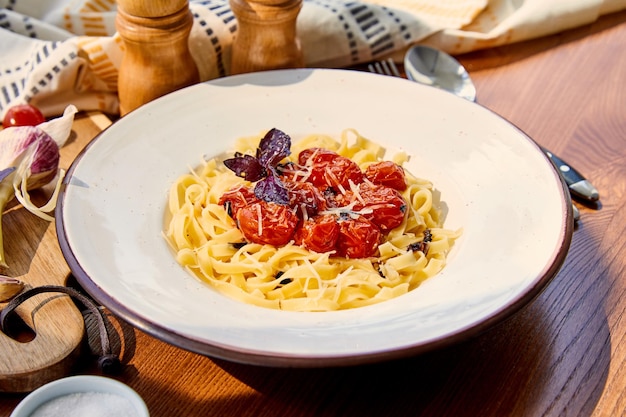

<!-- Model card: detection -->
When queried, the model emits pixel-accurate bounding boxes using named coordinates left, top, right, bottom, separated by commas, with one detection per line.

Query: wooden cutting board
left=0, top=112, right=112, bottom=393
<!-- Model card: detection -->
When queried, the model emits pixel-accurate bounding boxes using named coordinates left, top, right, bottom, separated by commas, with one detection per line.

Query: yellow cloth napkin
left=0, top=0, right=624, bottom=118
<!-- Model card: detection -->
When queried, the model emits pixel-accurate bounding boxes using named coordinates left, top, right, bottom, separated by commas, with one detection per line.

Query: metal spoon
left=404, top=45, right=476, bottom=102
left=404, top=45, right=598, bottom=219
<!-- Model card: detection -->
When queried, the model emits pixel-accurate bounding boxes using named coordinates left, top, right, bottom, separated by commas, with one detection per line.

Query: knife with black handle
left=541, top=147, right=599, bottom=202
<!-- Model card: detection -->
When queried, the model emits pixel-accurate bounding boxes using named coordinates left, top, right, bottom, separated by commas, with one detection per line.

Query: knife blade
left=0, top=167, right=16, bottom=183
left=541, top=147, right=599, bottom=202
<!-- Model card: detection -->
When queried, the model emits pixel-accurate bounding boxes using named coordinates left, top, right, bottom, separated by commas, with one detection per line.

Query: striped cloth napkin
left=1, top=0, right=624, bottom=118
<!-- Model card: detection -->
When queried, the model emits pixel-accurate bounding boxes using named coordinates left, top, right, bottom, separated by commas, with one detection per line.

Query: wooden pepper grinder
left=116, top=0, right=200, bottom=116
left=230, top=0, right=304, bottom=74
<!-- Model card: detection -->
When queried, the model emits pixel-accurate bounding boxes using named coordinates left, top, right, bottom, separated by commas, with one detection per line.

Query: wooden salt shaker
left=116, top=0, right=199, bottom=116
left=230, top=0, right=304, bottom=74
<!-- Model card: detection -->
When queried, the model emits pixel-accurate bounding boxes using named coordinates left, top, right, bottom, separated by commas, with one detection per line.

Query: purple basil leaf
left=223, top=154, right=265, bottom=182
left=254, top=174, right=289, bottom=205
left=257, top=128, right=291, bottom=169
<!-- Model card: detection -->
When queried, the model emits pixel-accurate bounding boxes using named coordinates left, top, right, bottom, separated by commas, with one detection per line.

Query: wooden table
left=1, top=10, right=625, bottom=416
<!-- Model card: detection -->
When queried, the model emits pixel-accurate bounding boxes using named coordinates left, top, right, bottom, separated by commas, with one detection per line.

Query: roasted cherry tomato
left=298, top=148, right=363, bottom=190
left=285, top=180, right=326, bottom=218
left=365, top=161, right=407, bottom=191
left=294, top=214, right=339, bottom=253
left=354, top=183, right=407, bottom=231
left=326, top=183, right=406, bottom=231
left=336, top=216, right=381, bottom=258
left=297, top=147, right=331, bottom=165
left=2, top=104, right=45, bottom=127
left=218, top=185, right=258, bottom=219
left=236, top=201, right=298, bottom=246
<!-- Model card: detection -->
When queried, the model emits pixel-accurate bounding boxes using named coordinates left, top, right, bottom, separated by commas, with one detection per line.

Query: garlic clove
left=0, top=275, right=24, bottom=302
left=0, top=126, right=59, bottom=182
left=38, top=104, right=78, bottom=148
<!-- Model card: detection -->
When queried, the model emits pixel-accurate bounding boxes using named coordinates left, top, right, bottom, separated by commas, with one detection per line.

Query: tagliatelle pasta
left=164, top=129, right=461, bottom=311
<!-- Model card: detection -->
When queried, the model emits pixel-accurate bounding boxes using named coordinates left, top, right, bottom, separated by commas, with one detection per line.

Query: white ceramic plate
left=57, top=69, right=573, bottom=367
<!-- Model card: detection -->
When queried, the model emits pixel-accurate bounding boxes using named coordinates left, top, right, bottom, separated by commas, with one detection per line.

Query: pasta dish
left=164, top=128, right=461, bottom=311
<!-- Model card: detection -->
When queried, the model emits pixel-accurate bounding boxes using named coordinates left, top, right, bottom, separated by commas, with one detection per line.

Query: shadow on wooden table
left=204, top=298, right=609, bottom=417
left=120, top=288, right=610, bottom=417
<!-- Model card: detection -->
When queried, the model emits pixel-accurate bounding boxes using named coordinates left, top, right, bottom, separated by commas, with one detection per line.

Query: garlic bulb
left=0, top=104, right=77, bottom=268
left=0, top=126, right=60, bottom=190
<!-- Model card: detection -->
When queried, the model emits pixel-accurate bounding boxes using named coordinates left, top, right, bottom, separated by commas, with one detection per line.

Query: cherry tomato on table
left=2, top=104, right=45, bottom=127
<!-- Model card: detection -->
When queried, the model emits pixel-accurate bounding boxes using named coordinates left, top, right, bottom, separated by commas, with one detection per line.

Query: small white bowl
left=10, top=375, right=149, bottom=417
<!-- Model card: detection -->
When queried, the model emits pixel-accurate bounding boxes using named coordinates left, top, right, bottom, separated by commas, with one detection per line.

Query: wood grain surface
left=1, top=10, right=625, bottom=417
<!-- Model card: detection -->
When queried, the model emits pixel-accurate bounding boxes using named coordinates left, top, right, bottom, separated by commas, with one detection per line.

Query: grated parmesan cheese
left=256, top=203, right=263, bottom=236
